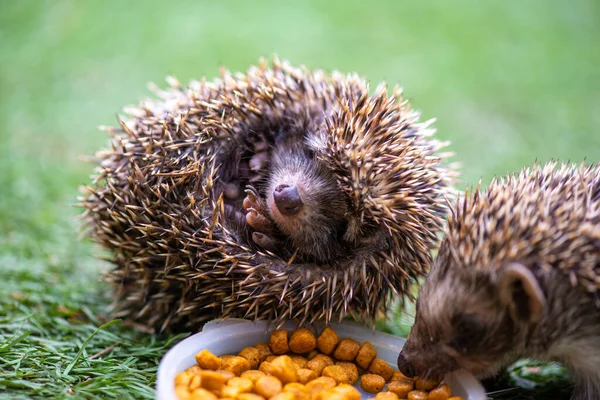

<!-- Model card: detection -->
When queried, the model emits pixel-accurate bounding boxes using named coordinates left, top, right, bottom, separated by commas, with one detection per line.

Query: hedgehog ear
left=497, top=263, right=546, bottom=324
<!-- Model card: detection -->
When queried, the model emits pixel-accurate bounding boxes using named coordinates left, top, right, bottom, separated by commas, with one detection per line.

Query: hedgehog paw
left=243, top=187, right=278, bottom=246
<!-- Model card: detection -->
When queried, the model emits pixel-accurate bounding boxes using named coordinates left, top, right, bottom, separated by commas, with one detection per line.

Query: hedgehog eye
left=448, top=313, right=485, bottom=353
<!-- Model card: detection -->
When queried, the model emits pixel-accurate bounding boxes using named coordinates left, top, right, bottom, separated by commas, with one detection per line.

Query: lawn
left=0, top=1, right=598, bottom=399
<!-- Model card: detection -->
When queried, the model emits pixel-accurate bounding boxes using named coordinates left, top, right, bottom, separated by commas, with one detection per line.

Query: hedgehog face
left=264, top=145, right=350, bottom=262
left=398, top=259, right=545, bottom=381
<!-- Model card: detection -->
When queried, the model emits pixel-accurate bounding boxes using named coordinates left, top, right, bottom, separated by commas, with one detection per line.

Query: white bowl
left=157, top=319, right=487, bottom=400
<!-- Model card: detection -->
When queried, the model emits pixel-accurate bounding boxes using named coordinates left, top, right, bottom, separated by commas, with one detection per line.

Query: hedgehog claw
left=246, top=209, right=274, bottom=233
left=252, top=232, right=276, bottom=250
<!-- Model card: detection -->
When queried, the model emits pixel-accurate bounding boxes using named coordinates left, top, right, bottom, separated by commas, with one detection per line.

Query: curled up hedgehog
left=397, top=162, right=600, bottom=400
left=80, top=58, right=456, bottom=332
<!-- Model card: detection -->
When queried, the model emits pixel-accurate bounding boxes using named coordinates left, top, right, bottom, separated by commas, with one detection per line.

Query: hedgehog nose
left=273, top=184, right=303, bottom=215
left=397, top=352, right=416, bottom=378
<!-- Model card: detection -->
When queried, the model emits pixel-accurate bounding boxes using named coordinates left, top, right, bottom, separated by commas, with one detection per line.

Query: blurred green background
left=0, top=0, right=598, bottom=398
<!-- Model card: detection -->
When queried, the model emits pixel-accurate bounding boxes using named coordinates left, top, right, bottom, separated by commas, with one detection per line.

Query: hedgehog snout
left=397, top=352, right=416, bottom=378
left=273, top=184, right=303, bottom=215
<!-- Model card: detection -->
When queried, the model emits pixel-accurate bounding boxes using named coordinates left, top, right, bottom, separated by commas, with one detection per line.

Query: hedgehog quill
left=80, top=58, right=456, bottom=332
left=397, top=162, right=600, bottom=400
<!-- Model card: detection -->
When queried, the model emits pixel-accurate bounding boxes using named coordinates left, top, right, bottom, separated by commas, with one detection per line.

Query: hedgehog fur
left=80, top=58, right=456, bottom=332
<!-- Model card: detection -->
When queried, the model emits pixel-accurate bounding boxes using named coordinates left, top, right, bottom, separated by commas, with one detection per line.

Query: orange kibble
left=238, top=394, right=266, bottom=400
left=220, top=355, right=251, bottom=376
left=258, top=361, right=272, bottom=375
left=269, top=329, right=289, bottom=355
left=415, top=376, right=440, bottom=391
left=227, top=377, right=253, bottom=392
left=264, top=355, right=278, bottom=363
left=428, top=384, right=452, bottom=400
left=254, top=342, right=272, bottom=363
left=215, top=369, right=235, bottom=381
left=269, top=355, right=298, bottom=384
left=332, top=384, right=361, bottom=400
left=368, top=358, right=395, bottom=382
left=335, top=361, right=358, bottom=385
left=333, top=338, right=360, bottom=361
left=448, top=397, right=464, bottom=400
left=388, top=379, right=415, bottom=398
left=360, top=374, right=386, bottom=394
left=198, top=370, right=228, bottom=391
left=391, top=370, right=412, bottom=382
left=297, top=368, right=318, bottom=384
left=376, top=392, right=400, bottom=400
left=238, top=347, right=261, bottom=369
left=240, top=370, right=265, bottom=382
left=289, top=328, right=317, bottom=354
left=306, top=376, right=337, bottom=394
left=254, top=375, right=283, bottom=398
left=188, top=374, right=201, bottom=390
left=322, top=365, right=349, bottom=384
left=194, top=349, right=221, bottom=370
left=316, top=327, right=339, bottom=355
left=174, top=371, right=193, bottom=387
left=355, top=342, right=377, bottom=369
left=408, top=390, right=429, bottom=400
left=175, top=385, right=191, bottom=400
left=269, top=393, right=295, bottom=400
left=190, top=388, right=217, bottom=400
left=306, top=354, right=333, bottom=375
left=290, top=355, right=308, bottom=369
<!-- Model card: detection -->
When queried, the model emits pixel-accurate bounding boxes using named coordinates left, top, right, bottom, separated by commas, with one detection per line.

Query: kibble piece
left=270, top=393, right=295, bottom=400
left=368, top=358, right=395, bottom=382
left=270, top=329, right=289, bottom=355
left=289, top=328, right=317, bottom=354
left=269, top=355, right=298, bottom=384
left=316, top=327, right=339, bottom=355
left=220, top=355, right=251, bottom=376
left=360, top=373, right=386, bottom=394
left=306, top=354, right=333, bottom=375
left=264, top=355, right=278, bottom=363
left=215, top=369, right=235, bottom=381
left=355, top=342, right=377, bottom=369
left=195, top=349, right=221, bottom=370
left=254, top=375, right=283, bottom=398
left=227, top=377, right=253, bottom=392
left=238, top=394, right=266, bottom=400
left=376, top=392, right=400, bottom=400
left=297, top=368, right=318, bottom=384
left=306, top=376, right=337, bottom=396
left=254, top=342, right=272, bottom=363
left=333, top=338, right=360, bottom=361
left=258, top=361, right=272, bottom=375
left=332, top=384, right=361, bottom=400
left=415, top=376, right=439, bottom=391
left=188, top=374, right=201, bottom=390
left=307, top=350, right=319, bottom=360
left=428, top=384, right=452, bottom=400
left=447, top=397, right=464, bottom=400
left=175, top=370, right=193, bottom=386
left=187, top=365, right=202, bottom=375
left=290, top=355, right=308, bottom=369
left=322, top=365, right=349, bottom=384
left=283, top=382, right=309, bottom=399
left=175, top=386, right=191, bottom=400
left=238, top=347, right=261, bottom=369
left=190, top=388, right=218, bottom=400
left=391, top=370, right=412, bottom=382
left=240, top=370, right=265, bottom=382
left=199, top=370, right=228, bottom=391
left=221, top=385, right=243, bottom=398
left=408, top=390, right=429, bottom=400
left=388, top=379, right=415, bottom=398
left=335, top=361, right=358, bottom=385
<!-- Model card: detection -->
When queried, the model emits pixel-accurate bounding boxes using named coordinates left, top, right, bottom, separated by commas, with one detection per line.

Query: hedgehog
left=397, top=162, right=600, bottom=400
left=80, top=57, right=456, bottom=333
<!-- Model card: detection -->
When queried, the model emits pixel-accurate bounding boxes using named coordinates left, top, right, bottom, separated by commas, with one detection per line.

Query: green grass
left=0, top=0, right=598, bottom=398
